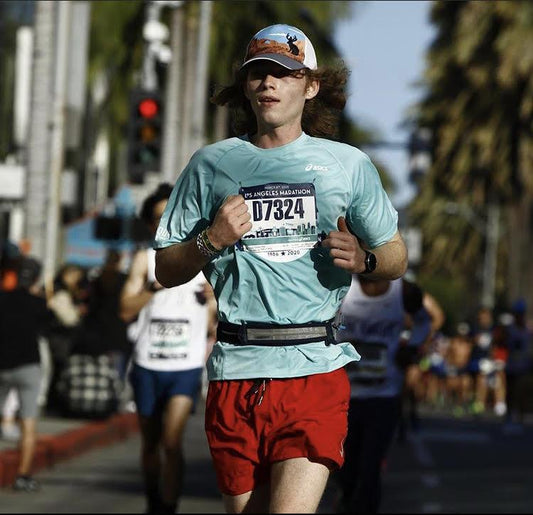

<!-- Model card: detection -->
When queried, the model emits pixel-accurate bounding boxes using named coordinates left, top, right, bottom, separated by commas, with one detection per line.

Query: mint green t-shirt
left=154, top=133, right=398, bottom=380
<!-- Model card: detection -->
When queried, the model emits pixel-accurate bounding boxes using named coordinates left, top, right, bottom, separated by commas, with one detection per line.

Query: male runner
left=154, top=24, right=408, bottom=513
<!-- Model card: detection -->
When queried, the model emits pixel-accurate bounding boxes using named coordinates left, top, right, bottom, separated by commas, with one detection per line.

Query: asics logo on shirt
left=305, top=163, right=329, bottom=172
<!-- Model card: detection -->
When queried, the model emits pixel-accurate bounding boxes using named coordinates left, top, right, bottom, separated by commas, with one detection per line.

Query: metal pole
left=482, top=201, right=499, bottom=309
left=179, top=7, right=197, bottom=169
left=25, top=1, right=55, bottom=265
left=142, top=1, right=162, bottom=91
left=161, top=3, right=184, bottom=183
left=190, top=0, right=212, bottom=152
left=445, top=201, right=499, bottom=309
left=44, top=0, right=71, bottom=288
left=65, top=1, right=91, bottom=150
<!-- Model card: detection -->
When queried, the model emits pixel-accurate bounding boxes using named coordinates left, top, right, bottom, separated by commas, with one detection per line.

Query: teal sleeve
left=154, top=151, right=215, bottom=248
left=346, top=154, right=398, bottom=248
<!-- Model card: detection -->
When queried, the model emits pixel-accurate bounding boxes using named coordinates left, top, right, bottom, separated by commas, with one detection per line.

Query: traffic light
left=127, top=89, right=164, bottom=184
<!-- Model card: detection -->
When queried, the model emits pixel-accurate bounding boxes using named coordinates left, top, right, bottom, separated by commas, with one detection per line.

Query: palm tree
left=408, top=1, right=533, bottom=316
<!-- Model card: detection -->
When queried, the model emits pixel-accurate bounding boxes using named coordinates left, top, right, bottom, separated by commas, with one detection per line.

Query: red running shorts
left=204, top=367, right=350, bottom=496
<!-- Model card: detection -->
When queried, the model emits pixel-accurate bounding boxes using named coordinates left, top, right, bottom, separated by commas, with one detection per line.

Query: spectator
left=0, top=255, right=54, bottom=492
left=444, top=325, right=474, bottom=416
left=0, top=238, right=21, bottom=291
left=502, top=299, right=533, bottom=432
left=1, top=388, right=21, bottom=441
left=469, top=307, right=507, bottom=416
left=419, top=332, right=450, bottom=409
left=468, top=307, right=495, bottom=414
left=0, top=240, right=22, bottom=441
left=81, top=249, right=131, bottom=382
left=52, top=251, right=130, bottom=420
left=399, top=289, right=446, bottom=437
left=46, top=263, right=89, bottom=412
left=54, top=353, right=122, bottom=420
left=48, top=263, right=89, bottom=326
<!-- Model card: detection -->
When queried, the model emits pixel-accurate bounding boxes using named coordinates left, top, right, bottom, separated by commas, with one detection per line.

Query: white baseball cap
left=241, top=24, right=318, bottom=71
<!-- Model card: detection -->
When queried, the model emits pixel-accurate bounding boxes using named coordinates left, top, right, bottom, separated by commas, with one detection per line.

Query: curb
left=0, top=412, right=139, bottom=488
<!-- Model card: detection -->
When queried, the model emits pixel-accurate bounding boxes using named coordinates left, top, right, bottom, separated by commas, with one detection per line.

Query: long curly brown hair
left=210, top=61, right=350, bottom=140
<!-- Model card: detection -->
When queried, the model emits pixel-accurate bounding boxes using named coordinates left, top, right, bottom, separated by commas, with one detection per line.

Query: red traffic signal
left=138, top=98, right=159, bottom=119
left=127, top=89, right=164, bottom=183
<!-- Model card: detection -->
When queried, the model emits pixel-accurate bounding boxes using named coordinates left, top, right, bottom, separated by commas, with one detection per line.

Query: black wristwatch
left=362, top=250, right=377, bottom=274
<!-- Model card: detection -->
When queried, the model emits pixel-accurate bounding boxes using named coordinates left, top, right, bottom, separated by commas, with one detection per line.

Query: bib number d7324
left=251, top=197, right=305, bottom=222
left=239, top=182, right=319, bottom=263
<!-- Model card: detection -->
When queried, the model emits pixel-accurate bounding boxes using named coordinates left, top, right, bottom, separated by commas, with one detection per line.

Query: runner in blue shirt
left=154, top=24, right=408, bottom=514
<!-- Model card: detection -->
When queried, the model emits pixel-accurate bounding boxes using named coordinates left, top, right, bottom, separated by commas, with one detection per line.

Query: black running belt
left=216, top=319, right=337, bottom=346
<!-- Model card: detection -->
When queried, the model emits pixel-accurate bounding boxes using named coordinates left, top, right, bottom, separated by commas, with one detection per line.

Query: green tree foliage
left=87, top=0, right=145, bottom=189
left=206, top=1, right=393, bottom=189
left=408, top=0, right=533, bottom=312
left=207, top=1, right=356, bottom=142
left=209, top=1, right=350, bottom=83
left=87, top=0, right=394, bottom=192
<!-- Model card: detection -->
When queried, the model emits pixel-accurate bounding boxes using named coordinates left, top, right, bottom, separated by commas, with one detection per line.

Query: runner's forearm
left=369, top=232, right=408, bottom=280
left=120, top=290, right=154, bottom=323
left=155, top=239, right=210, bottom=287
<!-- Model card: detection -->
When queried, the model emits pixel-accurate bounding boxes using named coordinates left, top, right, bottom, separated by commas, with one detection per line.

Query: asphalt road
left=379, top=412, right=533, bottom=514
left=1, top=406, right=533, bottom=513
left=0, top=405, right=224, bottom=514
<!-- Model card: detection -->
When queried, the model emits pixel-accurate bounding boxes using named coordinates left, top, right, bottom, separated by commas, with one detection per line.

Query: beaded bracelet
left=196, top=228, right=222, bottom=258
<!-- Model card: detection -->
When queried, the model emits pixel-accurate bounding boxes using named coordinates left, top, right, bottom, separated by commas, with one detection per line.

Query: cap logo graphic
left=286, top=33, right=299, bottom=56
left=247, top=31, right=306, bottom=65
left=241, top=24, right=317, bottom=71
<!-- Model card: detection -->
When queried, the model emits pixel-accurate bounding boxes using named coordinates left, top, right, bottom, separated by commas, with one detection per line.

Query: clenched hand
left=321, top=216, right=366, bottom=273
left=206, top=195, right=252, bottom=250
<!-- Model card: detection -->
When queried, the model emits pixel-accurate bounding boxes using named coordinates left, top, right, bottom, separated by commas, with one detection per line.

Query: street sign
left=0, top=163, right=25, bottom=200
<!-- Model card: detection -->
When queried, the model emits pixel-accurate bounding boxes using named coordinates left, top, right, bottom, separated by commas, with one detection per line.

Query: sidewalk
left=0, top=411, right=139, bottom=488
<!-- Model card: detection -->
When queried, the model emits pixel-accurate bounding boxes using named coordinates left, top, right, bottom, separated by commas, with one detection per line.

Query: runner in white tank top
left=129, top=248, right=208, bottom=372
left=334, top=275, right=432, bottom=513
left=120, top=184, right=213, bottom=514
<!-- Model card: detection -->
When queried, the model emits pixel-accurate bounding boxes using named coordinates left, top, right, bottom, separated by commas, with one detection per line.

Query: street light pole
left=142, top=2, right=170, bottom=92
left=483, top=202, right=499, bottom=309
left=445, top=201, right=499, bottom=309
left=161, top=3, right=184, bottom=183
left=189, top=0, right=212, bottom=155
left=25, top=1, right=55, bottom=270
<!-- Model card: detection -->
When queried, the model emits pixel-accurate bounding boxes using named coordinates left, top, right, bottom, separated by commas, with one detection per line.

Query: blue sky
left=334, top=1, right=435, bottom=208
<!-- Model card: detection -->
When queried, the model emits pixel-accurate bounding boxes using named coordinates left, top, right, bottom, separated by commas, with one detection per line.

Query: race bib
left=239, top=183, right=318, bottom=263
left=346, top=340, right=388, bottom=384
left=148, top=319, right=190, bottom=360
